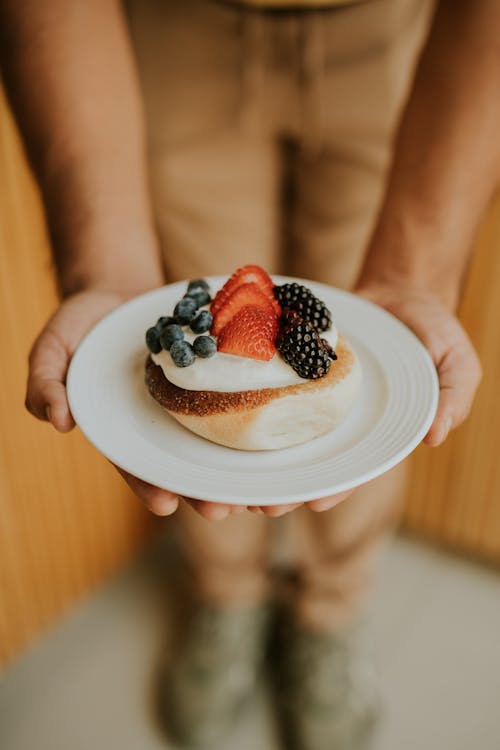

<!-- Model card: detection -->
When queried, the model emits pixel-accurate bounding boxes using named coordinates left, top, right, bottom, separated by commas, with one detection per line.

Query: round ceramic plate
left=67, top=277, right=439, bottom=505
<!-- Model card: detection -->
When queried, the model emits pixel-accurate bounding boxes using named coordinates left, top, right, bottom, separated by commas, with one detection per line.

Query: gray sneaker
left=272, top=618, right=381, bottom=750
left=161, top=603, right=271, bottom=748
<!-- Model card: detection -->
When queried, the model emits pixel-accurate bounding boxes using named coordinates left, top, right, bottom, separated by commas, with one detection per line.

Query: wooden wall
left=0, top=93, right=154, bottom=667
left=1, top=88, right=499, bottom=669
left=403, top=198, right=500, bottom=560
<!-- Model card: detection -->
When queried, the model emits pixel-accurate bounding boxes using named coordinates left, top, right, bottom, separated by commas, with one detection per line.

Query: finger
left=184, top=498, right=232, bottom=521
left=115, top=468, right=179, bottom=516
left=258, top=502, right=303, bottom=517
left=307, top=490, right=353, bottom=512
left=26, top=329, right=75, bottom=432
left=424, top=344, right=482, bottom=447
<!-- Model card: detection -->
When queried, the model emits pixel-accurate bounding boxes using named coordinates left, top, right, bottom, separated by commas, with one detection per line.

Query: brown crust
left=145, top=336, right=355, bottom=417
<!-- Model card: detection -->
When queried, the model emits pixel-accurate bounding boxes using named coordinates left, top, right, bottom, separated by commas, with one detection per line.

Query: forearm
left=358, top=0, right=500, bottom=309
left=0, top=0, right=163, bottom=296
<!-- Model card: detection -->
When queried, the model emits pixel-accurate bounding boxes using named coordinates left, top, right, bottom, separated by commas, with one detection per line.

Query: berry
left=187, top=279, right=210, bottom=293
left=274, top=283, right=332, bottom=332
left=218, top=305, right=278, bottom=361
left=160, top=323, right=184, bottom=350
left=170, top=340, right=195, bottom=368
left=193, top=335, right=217, bottom=358
left=211, top=264, right=275, bottom=316
left=190, top=310, right=213, bottom=334
left=174, top=296, right=197, bottom=324
left=186, top=279, right=211, bottom=307
left=277, top=309, right=331, bottom=379
left=212, top=282, right=276, bottom=336
left=186, top=287, right=211, bottom=307
left=156, top=316, right=175, bottom=331
left=320, top=338, right=338, bottom=361
left=145, top=326, right=162, bottom=354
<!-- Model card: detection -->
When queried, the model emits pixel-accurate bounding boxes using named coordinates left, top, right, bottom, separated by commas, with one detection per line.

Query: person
left=1, top=0, right=490, bottom=747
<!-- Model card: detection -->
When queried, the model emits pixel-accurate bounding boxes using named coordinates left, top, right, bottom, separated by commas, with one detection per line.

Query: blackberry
left=320, top=338, right=338, bottom=361
left=274, top=283, right=332, bottom=332
left=277, top=310, right=331, bottom=380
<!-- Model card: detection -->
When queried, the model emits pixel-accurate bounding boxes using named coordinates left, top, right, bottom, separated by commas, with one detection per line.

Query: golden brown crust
left=145, top=336, right=355, bottom=417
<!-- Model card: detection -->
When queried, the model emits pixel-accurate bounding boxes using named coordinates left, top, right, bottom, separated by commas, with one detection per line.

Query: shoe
left=161, top=603, right=270, bottom=748
left=272, top=618, right=381, bottom=750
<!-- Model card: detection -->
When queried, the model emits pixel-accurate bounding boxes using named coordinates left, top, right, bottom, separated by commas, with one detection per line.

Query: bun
left=145, top=335, right=361, bottom=450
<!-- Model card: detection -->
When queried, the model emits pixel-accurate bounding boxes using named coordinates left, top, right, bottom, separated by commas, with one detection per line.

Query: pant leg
left=286, top=0, right=434, bottom=631
left=127, top=0, right=286, bottom=604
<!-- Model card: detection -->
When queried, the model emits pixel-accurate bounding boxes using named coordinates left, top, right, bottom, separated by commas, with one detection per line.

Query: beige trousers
left=127, top=0, right=433, bottom=630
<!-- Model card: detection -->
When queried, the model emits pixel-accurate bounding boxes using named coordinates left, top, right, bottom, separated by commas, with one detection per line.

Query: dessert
left=144, top=266, right=361, bottom=450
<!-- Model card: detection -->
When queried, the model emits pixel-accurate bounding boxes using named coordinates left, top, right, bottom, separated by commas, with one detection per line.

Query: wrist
left=358, top=227, right=463, bottom=311
left=356, top=271, right=460, bottom=312
left=59, top=273, right=163, bottom=301
left=56, top=235, right=165, bottom=300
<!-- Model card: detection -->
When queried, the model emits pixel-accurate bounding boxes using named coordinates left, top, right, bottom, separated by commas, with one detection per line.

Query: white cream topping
left=152, top=321, right=338, bottom=393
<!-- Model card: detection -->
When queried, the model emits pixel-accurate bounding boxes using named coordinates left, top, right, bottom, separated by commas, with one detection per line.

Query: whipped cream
left=152, top=323, right=338, bottom=393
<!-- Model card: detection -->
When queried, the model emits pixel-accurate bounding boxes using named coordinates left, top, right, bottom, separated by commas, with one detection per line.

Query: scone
left=144, top=266, right=361, bottom=450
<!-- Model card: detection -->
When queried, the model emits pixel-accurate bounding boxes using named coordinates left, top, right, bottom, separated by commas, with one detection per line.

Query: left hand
left=356, top=282, right=482, bottom=447
left=126, top=280, right=483, bottom=521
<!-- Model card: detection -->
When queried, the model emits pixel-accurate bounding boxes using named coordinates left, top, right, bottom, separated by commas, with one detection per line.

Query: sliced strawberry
left=211, top=282, right=274, bottom=336
left=218, top=305, right=278, bottom=361
left=211, top=264, right=275, bottom=316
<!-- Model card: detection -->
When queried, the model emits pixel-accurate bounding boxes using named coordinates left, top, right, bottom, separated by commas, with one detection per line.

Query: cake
left=144, top=266, right=361, bottom=450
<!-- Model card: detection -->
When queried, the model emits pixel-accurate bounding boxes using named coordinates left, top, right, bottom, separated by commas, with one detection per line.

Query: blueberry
left=145, top=326, right=162, bottom=354
left=186, top=288, right=211, bottom=307
left=174, top=297, right=197, bottom=324
left=160, top=323, right=184, bottom=350
left=193, top=335, right=217, bottom=358
left=170, top=340, right=195, bottom=367
left=156, top=316, right=175, bottom=331
left=190, top=310, right=213, bottom=334
left=187, top=279, right=210, bottom=293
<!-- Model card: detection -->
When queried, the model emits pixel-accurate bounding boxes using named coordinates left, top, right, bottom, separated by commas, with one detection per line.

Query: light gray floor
left=2, top=536, right=500, bottom=750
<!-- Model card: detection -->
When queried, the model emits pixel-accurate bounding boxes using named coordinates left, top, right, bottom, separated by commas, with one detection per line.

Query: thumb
left=25, top=290, right=125, bottom=433
left=26, top=327, right=75, bottom=432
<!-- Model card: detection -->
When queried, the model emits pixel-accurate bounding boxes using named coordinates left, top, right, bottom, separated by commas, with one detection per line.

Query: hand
left=26, top=289, right=319, bottom=520
left=114, top=472, right=350, bottom=520
left=356, top=282, right=482, bottom=446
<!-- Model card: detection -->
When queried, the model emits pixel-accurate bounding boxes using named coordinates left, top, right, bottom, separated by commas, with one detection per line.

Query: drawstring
left=297, top=11, right=326, bottom=153
left=239, top=11, right=267, bottom=135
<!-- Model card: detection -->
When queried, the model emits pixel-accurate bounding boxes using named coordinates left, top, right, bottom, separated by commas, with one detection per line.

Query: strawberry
left=218, top=305, right=278, bottom=361
left=211, top=264, right=275, bottom=316
left=212, top=282, right=275, bottom=336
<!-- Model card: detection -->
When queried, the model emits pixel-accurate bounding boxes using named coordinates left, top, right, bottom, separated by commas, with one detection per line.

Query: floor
left=1, top=536, right=500, bottom=750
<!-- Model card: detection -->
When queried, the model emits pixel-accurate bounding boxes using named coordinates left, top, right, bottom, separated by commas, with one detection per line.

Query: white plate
left=67, top=277, right=439, bottom=506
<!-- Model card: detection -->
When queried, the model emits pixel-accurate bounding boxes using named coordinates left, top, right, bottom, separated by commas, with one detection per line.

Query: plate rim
left=67, top=277, right=439, bottom=505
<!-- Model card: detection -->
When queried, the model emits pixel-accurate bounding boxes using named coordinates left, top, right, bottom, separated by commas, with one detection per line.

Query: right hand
left=26, top=289, right=342, bottom=521
left=25, top=287, right=185, bottom=516
left=25, top=289, right=296, bottom=520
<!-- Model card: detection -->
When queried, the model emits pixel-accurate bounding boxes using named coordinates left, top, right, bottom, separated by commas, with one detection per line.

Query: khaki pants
left=127, top=0, right=433, bottom=630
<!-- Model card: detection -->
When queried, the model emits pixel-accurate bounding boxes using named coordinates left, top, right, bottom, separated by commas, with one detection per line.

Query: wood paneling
left=404, top=194, right=500, bottom=561
left=1, top=83, right=499, bottom=668
left=0, top=92, right=155, bottom=667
